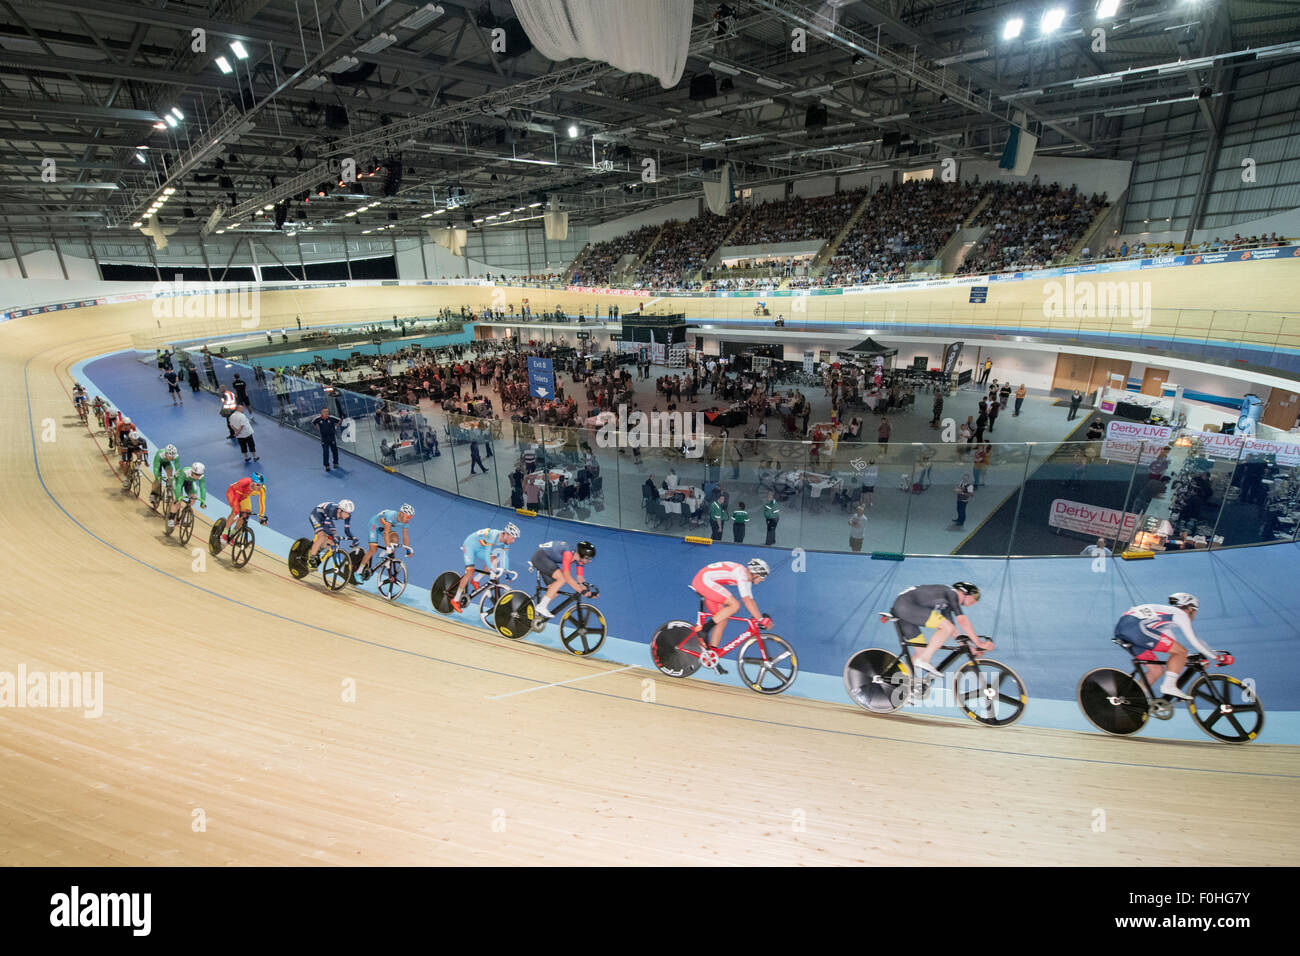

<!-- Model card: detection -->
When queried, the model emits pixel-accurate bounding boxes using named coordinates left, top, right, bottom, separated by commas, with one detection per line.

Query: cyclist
left=91, top=395, right=107, bottom=426
left=103, top=408, right=120, bottom=447
left=1114, top=593, right=1226, bottom=701
left=152, top=443, right=181, bottom=515
left=307, top=499, right=358, bottom=569
left=222, top=472, right=267, bottom=542
left=117, top=421, right=144, bottom=489
left=890, top=582, right=992, bottom=677
left=687, top=558, right=772, bottom=674
left=72, top=383, right=88, bottom=421
left=173, top=461, right=207, bottom=514
left=111, top=413, right=133, bottom=457
left=530, top=540, right=595, bottom=624
left=450, top=523, right=520, bottom=612
left=358, top=503, right=415, bottom=581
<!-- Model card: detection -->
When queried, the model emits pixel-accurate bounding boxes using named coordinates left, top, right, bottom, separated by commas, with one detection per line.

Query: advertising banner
left=1048, top=499, right=1141, bottom=538
left=1101, top=421, right=1172, bottom=464
left=1105, top=421, right=1172, bottom=444
left=943, top=341, right=964, bottom=376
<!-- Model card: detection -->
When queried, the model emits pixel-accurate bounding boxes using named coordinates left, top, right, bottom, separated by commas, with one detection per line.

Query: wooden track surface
left=3, top=304, right=1298, bottom=866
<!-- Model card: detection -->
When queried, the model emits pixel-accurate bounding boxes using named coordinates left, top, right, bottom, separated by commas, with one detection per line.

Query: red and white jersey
left=692, top=561, right=755, bottom=600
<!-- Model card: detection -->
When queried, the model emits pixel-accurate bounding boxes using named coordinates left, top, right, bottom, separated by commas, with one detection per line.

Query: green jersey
left=730, top=509, right=750, bottom=525
left=152, top=449, right=178, bottom=481
left=173, top=468, right=207, bottom=507
left=763, top=500, right=780, bottom=521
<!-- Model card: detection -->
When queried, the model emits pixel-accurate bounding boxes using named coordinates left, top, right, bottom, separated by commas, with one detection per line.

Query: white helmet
left=399, top=503, right=415, bottom=516
left=164, top=443, right=179, bottom=460
left=338, top=499, right=355, bottom=513
left=130, top=429, right=141, bottom=442
left=746, top=558, right=770, bottom=580
left=190, top=462, right=205, bottom=477
left=504, top=522, right=521, bottom=537
left=1169, top=592, right=1199, bottom=611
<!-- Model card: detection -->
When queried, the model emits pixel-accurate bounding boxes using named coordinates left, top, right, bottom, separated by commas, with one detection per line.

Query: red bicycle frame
left=682, top=612, right=766, bottom=663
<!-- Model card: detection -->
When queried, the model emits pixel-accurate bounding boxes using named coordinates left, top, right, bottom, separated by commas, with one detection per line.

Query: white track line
left=486, top=664, right=640, bottom=700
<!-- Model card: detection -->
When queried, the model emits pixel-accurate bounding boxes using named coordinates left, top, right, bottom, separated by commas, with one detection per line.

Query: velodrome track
left=3, top=301, right=1299, bottom=866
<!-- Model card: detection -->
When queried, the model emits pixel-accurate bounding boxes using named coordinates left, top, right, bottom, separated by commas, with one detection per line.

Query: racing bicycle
left=843, top=611, right=1028, bottom=726
left=209, top=513, right=259, bottom=569
left=1076, top=640, right=1263, bottom=743
left=356, top=545, right=408, bottom=601
left=289, top=536, right=364, bottom=592
left=513, top=562, right=606, bottom=656
left=430, top=567, right=522, bottom=635
left=651, top=601, right=798, bottom=695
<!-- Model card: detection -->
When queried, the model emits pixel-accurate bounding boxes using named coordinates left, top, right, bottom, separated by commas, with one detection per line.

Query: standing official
left=311, top=406, right=340, bottom=472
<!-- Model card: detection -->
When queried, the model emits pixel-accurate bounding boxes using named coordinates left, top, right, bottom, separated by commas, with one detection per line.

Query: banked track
left=2, top=304, right=1298, bottom=866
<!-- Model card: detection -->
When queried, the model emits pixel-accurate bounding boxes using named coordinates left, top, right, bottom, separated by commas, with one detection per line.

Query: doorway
left=1140, top=367, right=1169, bottom=397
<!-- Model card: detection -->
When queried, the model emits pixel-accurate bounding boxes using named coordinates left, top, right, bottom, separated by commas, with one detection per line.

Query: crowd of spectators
left=955, top=182, right=1107, bottom=275
left=569, top=223, right=661, bottom=286
left=1095, top=232, right=1291, bottom=260
left=727, top=189, right=865, bottom=246
left=825, top=179, right=984, bottom=286
left=633, top=207, right=745, bottom=288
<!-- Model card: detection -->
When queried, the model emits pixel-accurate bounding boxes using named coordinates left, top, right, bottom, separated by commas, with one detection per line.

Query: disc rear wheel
left=650, top=622, right=703, bottom=679
left=843, top=648, right=907, bottom=714
left=491, top=590, right=534, bottom=639
left=1077, top=667, right=1149, bottom=736
left=429, top=571, right=462, bottom=614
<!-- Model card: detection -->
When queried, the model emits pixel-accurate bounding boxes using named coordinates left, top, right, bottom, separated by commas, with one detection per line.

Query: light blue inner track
left=75, top=349, right=1300, bottom=744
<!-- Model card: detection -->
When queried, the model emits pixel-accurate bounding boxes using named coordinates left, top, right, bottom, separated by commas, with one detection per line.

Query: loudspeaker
left=325, top=105, right=349, bottom=128
left=383, top=158, right=403, bottom=197
left=883, top=131, right=902, bottom=148
left=689, top=73, right=717, bottom=100
left=218, top=176, right=234, bottom=189
left=334, top=62, right=377, bottom=85
left=805, top=104, right=827, bottom=129
left=499, top=18, right=532, bottom=56
left=701, top=158, right=718, bottom=172
left=273, top=202, right=288, bottom=230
